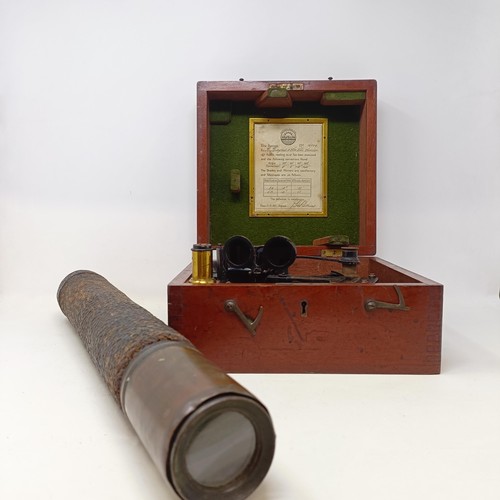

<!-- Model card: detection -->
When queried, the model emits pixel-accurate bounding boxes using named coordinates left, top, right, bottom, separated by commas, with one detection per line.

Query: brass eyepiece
left=191, top=243, right=215, bottom=284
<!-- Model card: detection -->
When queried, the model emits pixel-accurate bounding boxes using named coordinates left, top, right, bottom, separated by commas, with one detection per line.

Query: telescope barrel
left=57, top=270, right=275, bottom=500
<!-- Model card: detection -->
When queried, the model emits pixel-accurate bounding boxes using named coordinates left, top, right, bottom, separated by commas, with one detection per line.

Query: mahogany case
left=167, top=80, right=443, bottom=374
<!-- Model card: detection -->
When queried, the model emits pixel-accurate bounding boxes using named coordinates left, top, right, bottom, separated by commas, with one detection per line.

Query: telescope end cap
left=168, top=394, right=275, bottom=500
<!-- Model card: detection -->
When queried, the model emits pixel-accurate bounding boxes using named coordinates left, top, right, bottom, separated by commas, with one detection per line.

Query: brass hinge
left=268, top=82, right=304, bottom=91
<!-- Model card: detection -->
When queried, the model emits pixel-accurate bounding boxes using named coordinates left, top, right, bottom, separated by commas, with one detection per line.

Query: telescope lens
left=185, top=411, right=256, bottom=487
left=169, top=395, right=275, bottom=499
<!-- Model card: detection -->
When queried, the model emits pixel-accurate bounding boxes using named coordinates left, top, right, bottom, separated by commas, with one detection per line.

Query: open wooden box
left=168, top=80, right=443, bottom=374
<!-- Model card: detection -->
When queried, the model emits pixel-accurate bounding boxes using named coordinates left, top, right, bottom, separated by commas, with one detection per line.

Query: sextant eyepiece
left=223, top=235, right=255, bottom=269
left=262, top=235, right=297, bottom=270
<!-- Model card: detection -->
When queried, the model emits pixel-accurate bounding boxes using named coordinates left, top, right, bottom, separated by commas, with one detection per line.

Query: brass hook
left=365, top=285, right=410, bottom=312
left=224, top=299, right=264, bottom=336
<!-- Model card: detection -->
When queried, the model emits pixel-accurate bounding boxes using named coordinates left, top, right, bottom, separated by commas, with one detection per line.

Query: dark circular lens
left=262, top=236, right=296, bottom=269
left=168, top=395, right=275, bottom=500
left=224, top=235, right=255, bottom=268
left=185, top=411, right=256, bottom=487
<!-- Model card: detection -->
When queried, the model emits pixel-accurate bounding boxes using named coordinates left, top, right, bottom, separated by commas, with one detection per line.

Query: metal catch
left=224, top=299, right=264, bottom=336
left=365, top=285, right=410, bottom=312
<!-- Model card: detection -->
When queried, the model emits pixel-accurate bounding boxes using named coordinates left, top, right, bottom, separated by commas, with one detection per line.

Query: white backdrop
left=1, top=1, right=499, bottom=499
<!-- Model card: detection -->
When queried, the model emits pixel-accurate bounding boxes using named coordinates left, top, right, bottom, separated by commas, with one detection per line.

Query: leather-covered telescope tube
left=57, top=270, right=275, bottom=500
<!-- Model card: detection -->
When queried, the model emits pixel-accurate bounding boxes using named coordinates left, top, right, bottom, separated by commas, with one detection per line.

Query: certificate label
left=249, top=118, right=328, bottom=217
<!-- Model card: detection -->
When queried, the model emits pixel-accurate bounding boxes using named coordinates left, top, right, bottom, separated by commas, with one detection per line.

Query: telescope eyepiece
left=223, top=235, right=255, bottom=269
left=262, top=235, right=296, bottom=270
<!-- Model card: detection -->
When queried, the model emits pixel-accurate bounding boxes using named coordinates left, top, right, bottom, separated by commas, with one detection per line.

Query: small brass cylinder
left=191, top=243, right=215, bottom=284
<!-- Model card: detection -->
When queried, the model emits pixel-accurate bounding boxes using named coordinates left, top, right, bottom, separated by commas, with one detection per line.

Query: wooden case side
left=358, top=81, right=377, bottom=255
left=167, top=274, right=443, bottom=374
left=166, top=264, right=191, bottom=329
left=370, top=257, right=443, bottom=286
left=197, top=85, right=210, bottom=243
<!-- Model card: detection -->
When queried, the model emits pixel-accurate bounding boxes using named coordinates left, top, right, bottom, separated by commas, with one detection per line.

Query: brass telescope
left=57, top=270, right=275, bottom=499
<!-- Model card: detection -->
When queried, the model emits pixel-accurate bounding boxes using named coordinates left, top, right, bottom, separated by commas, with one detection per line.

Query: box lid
left=196, top=80, right=376, bottom=256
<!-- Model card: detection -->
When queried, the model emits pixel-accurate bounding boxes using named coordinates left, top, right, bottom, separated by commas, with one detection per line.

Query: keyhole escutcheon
left=300, top=300, right=308, bottom=317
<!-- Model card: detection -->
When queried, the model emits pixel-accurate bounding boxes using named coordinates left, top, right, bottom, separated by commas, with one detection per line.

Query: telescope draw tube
left=57, top=270, right=275, bottom=500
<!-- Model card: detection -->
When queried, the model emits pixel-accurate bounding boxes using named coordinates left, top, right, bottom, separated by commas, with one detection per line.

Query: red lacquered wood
left=168, top=258, right=442, bottom=374
left=359, top=82, right=377, bottom=255
left=196, top=87, right=210, bottom=242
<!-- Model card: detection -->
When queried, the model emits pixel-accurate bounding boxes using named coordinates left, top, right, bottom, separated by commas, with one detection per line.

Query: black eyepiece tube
left=262, top=235, right=297, bottom=270
left=223, top=235, right=255, bottom=269
left=57, top=270, right=275, bottom=500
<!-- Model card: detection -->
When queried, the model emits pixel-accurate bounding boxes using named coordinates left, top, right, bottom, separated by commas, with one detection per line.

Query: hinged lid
left=196, top=80, right=376, bottom=256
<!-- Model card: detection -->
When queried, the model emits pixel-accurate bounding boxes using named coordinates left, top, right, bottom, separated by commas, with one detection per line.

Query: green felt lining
left=267, top=88, right=289, bottom=98
left=322, top=91, right=366, bottom=102
left=209, top=101, right=361, bottom=246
